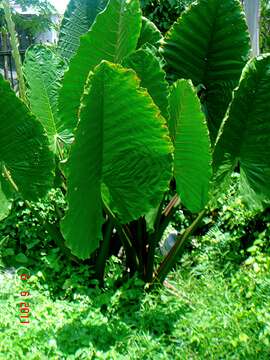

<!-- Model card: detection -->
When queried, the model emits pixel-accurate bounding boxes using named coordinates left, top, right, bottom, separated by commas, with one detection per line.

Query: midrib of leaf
left=114, top=1, right=128, bottom=63
left=201, top=1, right=219, bottom=86
left=59, top=4, right=89, bottom=58
left=100, top=77, right=105, bottom=193
left=32, top=60, right=58, bottom=148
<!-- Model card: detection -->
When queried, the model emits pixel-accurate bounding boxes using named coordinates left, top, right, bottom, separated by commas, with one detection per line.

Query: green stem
left=145, top=207, right=177, bottom=282
left=2, top=0, right=27, bottom=103
left=56, top=138, right=65, bottom=161
left=1, top=30, right=9, bottom=79
left=103, top=204, right=140, bottom=272
left=145, top=195, right=179, bottom=283
left=151, top=209, right=207, bottom=287
left=136, top=217, right=146, bottom=275
left=95, top=217, right=114, bottom=286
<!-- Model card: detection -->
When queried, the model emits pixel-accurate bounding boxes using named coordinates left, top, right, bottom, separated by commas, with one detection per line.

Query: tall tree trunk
left=242, top=0, right=260, bottom=57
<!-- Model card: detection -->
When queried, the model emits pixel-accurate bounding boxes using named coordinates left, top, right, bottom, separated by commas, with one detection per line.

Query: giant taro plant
left=1, top=0, right=270, bottom=287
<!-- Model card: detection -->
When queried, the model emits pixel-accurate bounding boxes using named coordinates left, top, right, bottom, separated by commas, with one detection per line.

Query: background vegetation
left=140, top=0, right=194, bottom=33
left=0, top=0, right=56, bottom=42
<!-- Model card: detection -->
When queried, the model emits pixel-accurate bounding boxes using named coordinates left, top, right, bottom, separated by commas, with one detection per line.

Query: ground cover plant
left=1, top=0, right=270, bottom=290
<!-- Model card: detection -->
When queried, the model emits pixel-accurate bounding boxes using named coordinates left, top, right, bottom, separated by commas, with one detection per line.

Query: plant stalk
left=145, top=195, right=179, bottom=283
left=2, top=0, right=27, bottom=103
left=1, top=30, right=9, bottom=79
left=103, top=204, right=141, bottom=273
left=151, top=209, right=207, bottom=287
left=95, top=217, right=114, bottom=286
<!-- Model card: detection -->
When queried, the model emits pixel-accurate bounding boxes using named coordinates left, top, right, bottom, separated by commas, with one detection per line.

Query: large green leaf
left=123, top=46, right=169, bottom=118
left=213, top=55, right=270, bottom=202
left=162, top=0, right=250, bottom=141
left=23, top=45, right=66, bottom=150
left=0, top=76, right=54, bottom=200
left=137, top=17, right=162, bottom=49
left=61, top=61, right=172, bottom=259
left=170, top=80, right=212, bottom=213
left=58, top=0, right=142, bottom=133
left=58, top=0, right=108, bottom=61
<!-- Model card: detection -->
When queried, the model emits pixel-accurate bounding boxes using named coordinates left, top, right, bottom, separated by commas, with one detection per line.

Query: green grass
left=1, top=252, right=270, bottom=359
